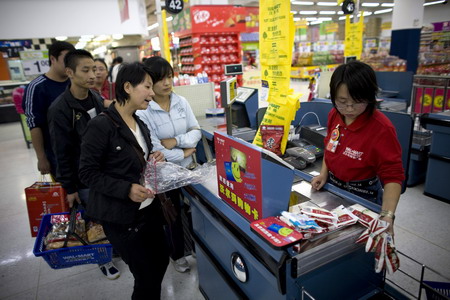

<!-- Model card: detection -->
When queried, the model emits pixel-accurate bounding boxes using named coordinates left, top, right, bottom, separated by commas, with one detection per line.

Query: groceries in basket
left=43, top=212, right=109, bottom=250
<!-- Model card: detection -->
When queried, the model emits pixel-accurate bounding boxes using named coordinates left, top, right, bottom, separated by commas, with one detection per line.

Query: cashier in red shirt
left=311, top=61, right=404, bottom=233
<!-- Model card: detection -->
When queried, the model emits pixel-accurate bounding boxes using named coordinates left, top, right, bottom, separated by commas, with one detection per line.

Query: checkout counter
left=421, top=111, right=450, bottom=203
left=185, top=95, right=412, bottom=299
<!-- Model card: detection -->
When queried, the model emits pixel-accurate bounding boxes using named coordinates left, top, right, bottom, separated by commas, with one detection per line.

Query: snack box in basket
left=33, top=212, right=112, bottom=269
left=25, top=181, right=68, bottom=237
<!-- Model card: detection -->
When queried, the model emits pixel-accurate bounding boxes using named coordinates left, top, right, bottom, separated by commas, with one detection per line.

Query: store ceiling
left=145, top=0, right=446, bottom=28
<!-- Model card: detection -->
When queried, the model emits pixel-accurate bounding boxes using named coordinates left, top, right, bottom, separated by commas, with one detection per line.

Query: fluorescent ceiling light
left=291, top=10, right=298, bottom=14
left=337, top=11, right=344, bottom=14
left=318, top=17, right=332, bottom=21
left=93, top=35, right=109, bottom=42
left=291, top=1, right=314, bottom=5
left=374, top=8, right=393, bottom=14
left=55, top=36, right=68, bottom=41
left=381, top=3, right=394, bottom=7
left=294, top=17, right=301, bottom=21
left=319, top=11, right=336, bottom=14
left=357, top=11, right=373, bottom=16
left=93, top=46, right=107, bottom=55
left=305, top=17, right=317, bottom=21
left=317, top=2, right=337, bottom=6
left=112, top=34, right=123, bottom=40
left=424, top=0, right=446, bottom=6
left=75, top=42, right=86, bottom=49
left=166, top=16, right=173, bottom=22
left=339, top=15, right=353, bottom=20
left=310, top=20, right=323, bottom=25
left=147, top=23, right=159, bottom=30
left=79, top=36, right=92, bottom=42
left=299, top=10, right=318, bottom=14
left=362, top=3, right=380, bottom=7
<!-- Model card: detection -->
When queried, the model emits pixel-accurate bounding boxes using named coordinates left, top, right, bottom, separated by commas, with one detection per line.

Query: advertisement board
left=215, top=132, right=262, bottom=222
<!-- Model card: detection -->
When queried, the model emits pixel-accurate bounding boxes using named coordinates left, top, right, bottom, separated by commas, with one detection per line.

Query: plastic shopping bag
left=143, top=158, right=216, bottom=194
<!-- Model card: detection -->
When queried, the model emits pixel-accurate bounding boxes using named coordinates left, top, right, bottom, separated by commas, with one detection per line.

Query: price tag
left=165, top=0, right=183, bottom=14
left=20, top=50, right=50, bottom=76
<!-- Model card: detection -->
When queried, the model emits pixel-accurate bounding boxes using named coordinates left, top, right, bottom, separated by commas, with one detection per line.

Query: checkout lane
left=185, top=86, right=411, bottom=299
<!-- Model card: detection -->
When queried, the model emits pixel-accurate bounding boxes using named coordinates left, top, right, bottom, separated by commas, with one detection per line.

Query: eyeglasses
left=335, top=101, right=368, bottom=110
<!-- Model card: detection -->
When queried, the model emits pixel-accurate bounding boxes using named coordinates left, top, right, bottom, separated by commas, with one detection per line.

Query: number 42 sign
left=19, top=50, right=50, bottom=76
left=165, top=0, right=183, bottom=14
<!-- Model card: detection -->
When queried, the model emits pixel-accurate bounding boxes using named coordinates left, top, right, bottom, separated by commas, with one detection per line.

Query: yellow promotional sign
left=344, top=14, right=364, bottom=59
left=162, top=9, right=172, bottom=64
left=255, top=0, right=300, bottom=154
left=259, top=0, right=292, bottom=66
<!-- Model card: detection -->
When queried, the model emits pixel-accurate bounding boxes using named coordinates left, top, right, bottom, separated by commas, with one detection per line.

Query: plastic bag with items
left=143, top=158, right=216, bottom=194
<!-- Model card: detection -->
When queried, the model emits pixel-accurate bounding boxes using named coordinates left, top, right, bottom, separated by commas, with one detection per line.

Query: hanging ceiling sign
left=166, top=0, right=184, bottom=14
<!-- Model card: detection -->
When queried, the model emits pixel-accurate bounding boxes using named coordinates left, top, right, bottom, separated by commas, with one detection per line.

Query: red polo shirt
left=324, top=108, right=404, bottom=185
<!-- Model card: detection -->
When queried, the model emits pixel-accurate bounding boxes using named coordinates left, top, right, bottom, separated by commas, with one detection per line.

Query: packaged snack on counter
left=260, top=125, right=284, bottom=155
left=281, top=211, right=323, bottom=232
left=301, top=206, right=338, bottom=222
left=348, top=204, right=379, bottom=227
left=385, top=234, right=400, bottom=274
left=332, top=205, right=359, bottom=228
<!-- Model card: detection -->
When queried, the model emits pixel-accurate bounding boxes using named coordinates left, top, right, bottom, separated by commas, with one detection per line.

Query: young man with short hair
left=48, top=49, right=120, bottom=280
left=23, top=41, right=75, bottom=176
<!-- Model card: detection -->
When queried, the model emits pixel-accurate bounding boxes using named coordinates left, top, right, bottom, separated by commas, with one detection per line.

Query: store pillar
left=390, top=0, right=424, bottom=73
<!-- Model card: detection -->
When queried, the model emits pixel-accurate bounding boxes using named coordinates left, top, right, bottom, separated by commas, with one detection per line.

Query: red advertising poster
left=190, top=5, right=246, bottom=33
left=215, top=132, right=262, bottom=222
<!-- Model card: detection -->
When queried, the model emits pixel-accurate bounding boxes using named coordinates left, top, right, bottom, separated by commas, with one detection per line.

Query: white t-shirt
left=111, top=64, right=122, bottom=83
left=130, top=124, right=153, bottom=210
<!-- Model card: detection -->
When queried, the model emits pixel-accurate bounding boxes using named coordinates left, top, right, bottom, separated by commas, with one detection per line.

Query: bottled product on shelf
left=178, top=32, right=242, bottom=106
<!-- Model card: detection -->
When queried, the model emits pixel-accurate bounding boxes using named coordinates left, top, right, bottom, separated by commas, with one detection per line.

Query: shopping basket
left=33, top=210, right=112, bottom=269
left=422, top=281, right=450, bottom=300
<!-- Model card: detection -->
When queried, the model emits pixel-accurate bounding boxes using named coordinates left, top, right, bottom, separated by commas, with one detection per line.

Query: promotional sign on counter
left=215, top=132, right=262, bottom=222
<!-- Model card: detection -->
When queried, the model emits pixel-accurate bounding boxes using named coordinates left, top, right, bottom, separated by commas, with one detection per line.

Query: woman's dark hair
left=94, top=58, right=108, bottom=70
left=64, top=49, right=94, bottom=72
left=115, top=62, right=152, bottom=105
left=329, top=61, right=378, bottom=113
left=143, top=56, right=174, bottom=83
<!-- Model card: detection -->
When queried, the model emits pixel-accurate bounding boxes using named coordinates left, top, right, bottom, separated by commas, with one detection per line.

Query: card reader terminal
left=285, top=147, right=316, bottom=163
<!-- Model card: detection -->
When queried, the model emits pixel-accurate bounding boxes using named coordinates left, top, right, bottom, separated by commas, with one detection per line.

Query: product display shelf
left=179, top=32, right=243, bottom=106
left=417, top=27, right=450, bottom=76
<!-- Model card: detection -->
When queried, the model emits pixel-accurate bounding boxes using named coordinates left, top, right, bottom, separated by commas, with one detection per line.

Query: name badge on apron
left=326, top=125, right=340, bottom=153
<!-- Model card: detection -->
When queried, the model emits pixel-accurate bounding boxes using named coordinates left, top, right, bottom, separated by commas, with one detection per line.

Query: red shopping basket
left=33, top=211, right=112, bottom=269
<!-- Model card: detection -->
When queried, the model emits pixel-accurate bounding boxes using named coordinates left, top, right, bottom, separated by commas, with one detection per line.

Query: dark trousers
left=102, top=201, right=169, bottom=300
left=165, top=189, right=185, bottom=261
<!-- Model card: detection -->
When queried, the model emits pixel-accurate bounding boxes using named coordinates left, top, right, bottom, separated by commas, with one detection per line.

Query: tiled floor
left=0, top=122, right=204, bottom=300
left=1, top=120, right=449, bottom=299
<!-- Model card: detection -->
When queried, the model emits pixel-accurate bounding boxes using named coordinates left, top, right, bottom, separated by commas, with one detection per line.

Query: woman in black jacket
left=79, top=62, right=167, bottom=300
